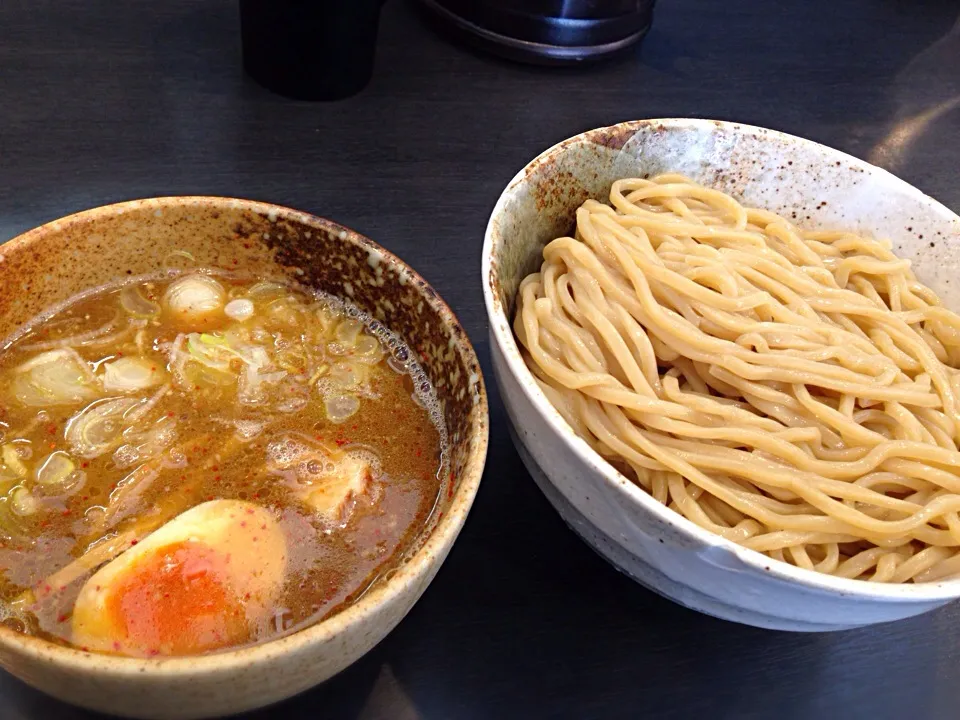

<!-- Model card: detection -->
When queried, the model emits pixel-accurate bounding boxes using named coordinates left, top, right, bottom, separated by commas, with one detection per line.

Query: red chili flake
left=416, top=448, right=422, bottom=457
left=211, top=465, right=219, bottom=472
left=130, top=539, right=138, bottom=545
left=167, top=411, right=175, bottom=417
left=116, top=351, right=123, bottom=357
left=240, top=521, right=247, bottom=528
left=57, top=614, right=68, bottom=623
left=252, top=492, right=260, bottom=499
left=335, top=438, right=347, bottom=447
left=243, top=242, right=251, bottom=249
left=208, top=495, right=216, bottom=500
left=49, top=442, right=56, bottom=449
left=81, top=495, right=88, bottom=501
left=47, top=425, right=57, bottom=435
left=214, top=475, right=221, bottom=482
left=260, top=523, right=267, bottom=530
left=244, top=592, right=251, bottom=600
left=59, top=585, right=66, bottom=592
left=81, top=462, right=89, bottom=469
left=252, top=536, right=258, bottom=542
left=245, top=507, right=254, bottom=515
left=80, top=646, right=89, bottom=652
left=148, top=649, right=160, bottom=657
left=43, top=584, right=52, bottom=594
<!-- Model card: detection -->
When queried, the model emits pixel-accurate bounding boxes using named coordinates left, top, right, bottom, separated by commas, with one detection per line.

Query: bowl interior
left=487, top=119, right=960, bottom=318
left=484, top=118, right=960, bottom=598
left=0, top=196, right=487, bottom=658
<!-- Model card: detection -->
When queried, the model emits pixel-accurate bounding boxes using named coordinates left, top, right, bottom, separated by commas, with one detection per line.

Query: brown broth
left=0, top=272, right=445, bottom=656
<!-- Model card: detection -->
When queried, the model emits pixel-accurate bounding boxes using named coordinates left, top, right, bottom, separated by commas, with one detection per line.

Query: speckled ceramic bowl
left=0, top=197, right=488, bottom=718
left=483, top=118, right=960, bottom=632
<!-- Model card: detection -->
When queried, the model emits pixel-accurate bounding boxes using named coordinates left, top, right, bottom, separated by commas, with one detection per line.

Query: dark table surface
left=3, top=0, right=960, bottom=718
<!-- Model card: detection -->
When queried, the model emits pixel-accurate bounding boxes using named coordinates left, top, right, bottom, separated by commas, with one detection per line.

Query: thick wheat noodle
left=514, top=174, right=960, bottom=583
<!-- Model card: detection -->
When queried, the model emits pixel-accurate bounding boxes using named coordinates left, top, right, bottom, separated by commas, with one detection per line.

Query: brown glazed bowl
left=0, top=197, right=488, bottom=719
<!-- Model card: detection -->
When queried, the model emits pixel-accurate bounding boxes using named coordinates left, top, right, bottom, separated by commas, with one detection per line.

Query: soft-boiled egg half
left=72, top=499, right=287, bottom=657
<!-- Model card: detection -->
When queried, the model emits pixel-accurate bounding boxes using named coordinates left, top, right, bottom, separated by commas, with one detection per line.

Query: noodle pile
left=515, top=174, right=960, bottom=583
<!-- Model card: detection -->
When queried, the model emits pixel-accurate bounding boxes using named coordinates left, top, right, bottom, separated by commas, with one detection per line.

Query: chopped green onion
left=65, top=397, right=140, bottom=459
left=35, top=451, right=76, bottom=487
left=246, top=281, right=286, bottom=302
left=325, top=394, right=360, bottom=423
left=120, top=285, right=161, bottom=319
left=224, top=298, right=255, bottom=321
left=1, top=444, right=28, bottom=478
left=11, top=349, right=98, bottom=407
left=102, top=357, right=167, bottom=393
left=10, top=486, right=39, bottom=516
left=335, top=318, right=364, bottom=346
left=352, top=334, right=385, bottom=365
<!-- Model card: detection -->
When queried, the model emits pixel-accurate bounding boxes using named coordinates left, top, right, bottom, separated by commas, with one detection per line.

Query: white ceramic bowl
left=482, top=119, right=960, bottom=632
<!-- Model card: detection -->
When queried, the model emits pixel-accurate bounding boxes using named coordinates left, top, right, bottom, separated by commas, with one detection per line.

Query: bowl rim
left=0, top=195, right=489, bottom=674
left=482, top=117, right=960, bottom=601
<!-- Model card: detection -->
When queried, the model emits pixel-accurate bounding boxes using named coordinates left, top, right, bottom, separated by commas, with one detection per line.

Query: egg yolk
left=105, top=541, right=249, bottom=656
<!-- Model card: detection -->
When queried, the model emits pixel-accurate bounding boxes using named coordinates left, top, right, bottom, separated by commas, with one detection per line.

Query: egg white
left=72, top=499, right=287, bottom=656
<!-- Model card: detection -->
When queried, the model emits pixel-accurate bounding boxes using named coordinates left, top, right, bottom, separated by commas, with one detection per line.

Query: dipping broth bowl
left=0, top=197, right=488, bottom=718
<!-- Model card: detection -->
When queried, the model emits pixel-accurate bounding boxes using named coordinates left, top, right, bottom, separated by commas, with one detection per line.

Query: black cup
left=240, top=0, right=384, bottom=101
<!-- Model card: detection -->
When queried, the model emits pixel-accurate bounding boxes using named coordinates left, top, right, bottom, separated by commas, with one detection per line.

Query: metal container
left=418, top=0, right=657, bottom=64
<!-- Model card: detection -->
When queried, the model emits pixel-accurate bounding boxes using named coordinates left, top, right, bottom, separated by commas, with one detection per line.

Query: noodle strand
left=515, top=175, right=960, bottom=583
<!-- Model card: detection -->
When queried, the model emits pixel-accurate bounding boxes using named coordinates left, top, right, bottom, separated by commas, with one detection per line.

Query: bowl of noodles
left=482, top=118, right=960, bottom=631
